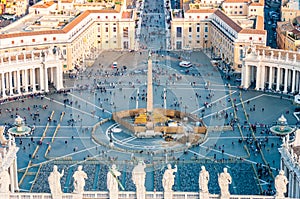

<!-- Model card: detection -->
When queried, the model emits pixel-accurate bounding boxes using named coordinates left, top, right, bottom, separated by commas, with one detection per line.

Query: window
left=188, top=27, right=192, bottom=32
left=123, top=27, right=128, bottom=38
left=32, top=39, right=35, bottom=42
left=196, top=40, right=200, bottom=43
left=204, top=27, right=208, bottom=32
left=105, top=27, right=109, bottom=32
left=113, top=27, right=116, bottom=32
left=106, top=16, right=108, bottom=19
left=239, top=11, right=242, bottom=14
left=20, top=40, right=23, bottom=43
left=53, top=37, right=56, bottom=41
left=189, top=16, right=192, bottom=19
left=196, top=26, right=200, bottom=32
left=205, top=16, right=208, bottom=19
left=176, top=27, right=182, bottom=37
left=44, top=38, right=47, bottom=41
left=197, top=16, right=200, bottom=19
left=12, top=41, right=14, bottom=44
left=249, top=37, right=252, bottom=40
left=259, top=37, right=262, bottom=41
left=98, top=16, right=100, bottom=19
left=240, top=5, right=242, bottom=8
left=113, top=16, right=116, bottom=19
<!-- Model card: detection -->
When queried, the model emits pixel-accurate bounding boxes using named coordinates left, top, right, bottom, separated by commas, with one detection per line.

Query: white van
left=179, top=61, right=192, bottom=68
left=112, top=62, right=118, bottom=68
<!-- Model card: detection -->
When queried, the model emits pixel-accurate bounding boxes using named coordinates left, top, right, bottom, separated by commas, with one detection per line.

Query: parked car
left=179, top=61, right=192, bottom=68
left=112, top=62, right=118, bottom=68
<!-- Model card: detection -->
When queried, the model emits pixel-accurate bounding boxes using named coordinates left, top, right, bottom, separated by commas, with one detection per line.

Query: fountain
left=270, top=114, right=296, bottom=136
left=8, top=116, right=32, bottom=137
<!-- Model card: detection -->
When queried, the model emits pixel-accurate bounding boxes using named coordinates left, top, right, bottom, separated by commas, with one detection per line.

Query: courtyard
left=0, top=49, right=298, bottom=195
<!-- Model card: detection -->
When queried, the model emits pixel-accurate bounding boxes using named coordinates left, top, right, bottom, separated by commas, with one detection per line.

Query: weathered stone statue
left=199, top=166, right=209, bottom=192
left=132, top=161, right=146, bottom=199
left=275, top=170, right=288, bottom=198
left=218, top=168, right=232, bottom=199
left=48, top=165, right=64, bottom=198
left=73, top=165, right=87, bottom=194
left=107, top=164, right=121, bottom=199
left=0, top=168, right=10, bottom=193
left=163, top=164, right=177, bottom=192
left=0, top=126, right=8, bottom=145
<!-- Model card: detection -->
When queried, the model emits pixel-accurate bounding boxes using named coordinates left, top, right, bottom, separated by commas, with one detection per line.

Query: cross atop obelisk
left=146, top=50, right=153, bottom=114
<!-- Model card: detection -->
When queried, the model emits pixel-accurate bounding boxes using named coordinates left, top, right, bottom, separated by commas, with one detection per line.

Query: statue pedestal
left=164, top=191, right=173, bottom=199
left=51, top=193, right=62, bottom=199
left=0, top=193, right=10, bottom=198
left=136, top=190, right=146, bottom=199
left=219, top=195, right=230, bottom=199
left=275, top=195, right=285, bottom=199
left=72, top=193, right=83, bottom=199
left=199, top=192, right=209, bottom=199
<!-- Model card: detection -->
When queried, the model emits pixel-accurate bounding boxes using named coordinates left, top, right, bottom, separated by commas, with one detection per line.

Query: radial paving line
left=44, top=97, right=104, bottom=118
left=32, top=120, right=50, bottom=159
left=18, top=160, right=32, bottom=187
left=29, top=164, right=42, bottom=192
left=239, top=93, right=275, bottom=179
left=68, top=93, right=105, bottom=112
left=228, top=87, right=250, bottom=157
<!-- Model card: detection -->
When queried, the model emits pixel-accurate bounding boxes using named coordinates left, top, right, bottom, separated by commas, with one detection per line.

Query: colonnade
left=279, top=145, right=300, bottom=199
left=242, top=48, right=300, bottom=94
left=0, top=49, right=63, bottom=99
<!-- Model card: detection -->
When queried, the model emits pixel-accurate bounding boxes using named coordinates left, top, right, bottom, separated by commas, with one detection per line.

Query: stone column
left=242, top=64, right=250, bottom=89
left=255, top=65, right=261, bottom=90
left=276, top=67, right=281, bottom=91
left=283, top=68, right=288, bottom=93
left=1, top=73, right=6, bottom=98
left=39, top=66, right=44, bottom=91
left=9, top=71, right=13, bottom=96
left=44, top=66, right=49, bottom=92
left=268, top=66, right=273, bottom=90
left=55, top=65, right=63, bottom=90
left=260, top=65, right=265, bottom=90
left=291, top=69, right=296, bottom=94
left=296, top=71, right=300, bottom=93
left=16, top=70, right=21, bottom=94
left=32, top=68, right=36, bottom=92
left=24, top=69, right=28, bottom=93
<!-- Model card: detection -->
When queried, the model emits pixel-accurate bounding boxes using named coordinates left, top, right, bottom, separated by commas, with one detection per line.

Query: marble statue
left=275, top=170, right=288, bottom=198
left=199, top=166, right=209, bottom=193
left=0, top=126, right=8, bottom=145
left=218, top=168, right=232, bottom=198
left=162, top=164, right=177, bottom=192
left=73, top=165, right=87, bottom=194
left=0, top=168, right=10, bottom=193
left=48, top=165, right=64, bottom=197
left=132, top=161, right=146, bottom=199
left=107, top=164, right=121, bottom=199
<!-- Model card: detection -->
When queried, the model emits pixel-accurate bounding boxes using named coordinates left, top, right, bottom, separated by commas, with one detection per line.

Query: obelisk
left=146, top=50, right=153, bottom=114
left=146, top=50, right=154, bottom=131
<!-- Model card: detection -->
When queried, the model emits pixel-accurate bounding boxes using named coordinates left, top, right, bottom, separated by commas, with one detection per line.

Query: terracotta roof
left=249, top=2, right=263, bottom=6
left=0, top=8, right=122, bottom=39
left=122, top=11, right=132, bottom=19
left=239, top=29, right=266, bottom=34
left=277, top=21, right=294, bottom=32
left=223, top=0, right=249, bottom=3
left=0, top=30, right=63, bottom=39
left=63, top=10, right=91, bottom=33
left=31, top=1, right=55, bottom=8
left=214, top=10, right=242, bottom=32
left=61, top=0, right=73, bottom=3
left=186, top=9, right=216, bottom=13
